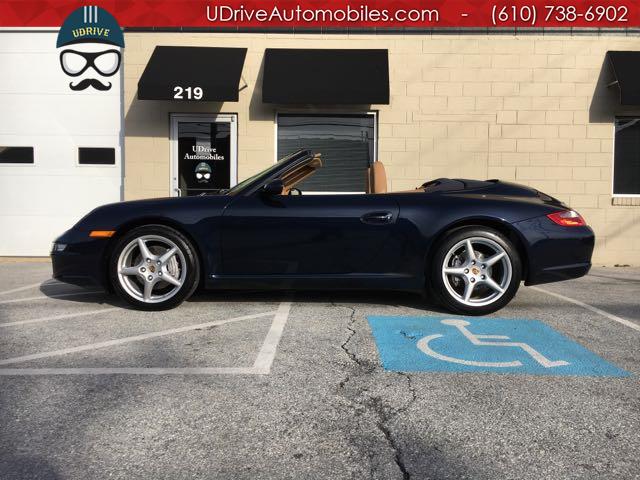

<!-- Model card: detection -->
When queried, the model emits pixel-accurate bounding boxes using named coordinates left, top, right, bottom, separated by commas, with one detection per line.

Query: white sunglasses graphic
left=59, top=49, right=121, bottom=77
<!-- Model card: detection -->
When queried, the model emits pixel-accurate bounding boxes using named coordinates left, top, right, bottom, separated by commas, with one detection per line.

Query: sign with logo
left=367, top=316, right=629, bottom=376
left=56, top=5, right=124, bottom=91
left=177, top=121, right=231, bottom=195
left=2, top=1, right=637, bottom=29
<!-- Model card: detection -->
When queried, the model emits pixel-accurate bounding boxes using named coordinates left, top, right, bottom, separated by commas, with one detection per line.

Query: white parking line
left=0, top=367, right=260, bottom=375
left=0, top=290, right=104, bottom=305
left=0, top=310, right=277, bottom=367
left=0, top=307, right=119, bottom=328
left=530, top=286, right=640, bottom=333
left=253, top=300, right=292, bottom=374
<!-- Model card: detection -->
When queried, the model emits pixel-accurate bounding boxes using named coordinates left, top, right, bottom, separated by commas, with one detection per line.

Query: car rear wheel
left=430, top=227, right=522, bottom=316
left=109, top=225, right=199, bottom=310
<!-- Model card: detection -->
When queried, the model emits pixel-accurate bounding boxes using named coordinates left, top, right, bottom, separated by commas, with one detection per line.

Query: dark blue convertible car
left=52, top=150, right=594, bottom=315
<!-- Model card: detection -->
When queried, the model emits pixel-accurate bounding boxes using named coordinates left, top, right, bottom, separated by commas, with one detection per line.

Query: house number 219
left=173, top=86, right=203, bottom=100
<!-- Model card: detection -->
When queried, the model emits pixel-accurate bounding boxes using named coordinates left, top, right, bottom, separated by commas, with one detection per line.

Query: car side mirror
left=261, top=179, right=284, bottom=196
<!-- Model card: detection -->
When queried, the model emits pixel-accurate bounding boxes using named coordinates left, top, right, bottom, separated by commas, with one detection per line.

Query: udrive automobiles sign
left=0, top=0, right=638, bottom=28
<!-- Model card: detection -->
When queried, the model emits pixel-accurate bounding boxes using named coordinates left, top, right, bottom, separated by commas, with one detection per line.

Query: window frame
left=169, top=112, right=239, bottom=197
left=612, top=117, right=640, bottom=198
left=0, top=146, right=35, bottom=166
left=76, top=147, right=118, bottom=167
left=274, top=111, right=378, bottom=195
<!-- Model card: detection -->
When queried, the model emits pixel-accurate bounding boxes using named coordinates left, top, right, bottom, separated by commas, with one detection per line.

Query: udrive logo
left=56, top=6, right=125, bottom=91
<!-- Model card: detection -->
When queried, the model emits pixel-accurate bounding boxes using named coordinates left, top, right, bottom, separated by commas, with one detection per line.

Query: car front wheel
left=109, top=225, right=200, bottom=310
left=430, top=227, right=522, bottom=316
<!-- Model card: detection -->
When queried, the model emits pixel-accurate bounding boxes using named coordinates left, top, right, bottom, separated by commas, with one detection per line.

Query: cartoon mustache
left=69, top=79, right=112, bottom=91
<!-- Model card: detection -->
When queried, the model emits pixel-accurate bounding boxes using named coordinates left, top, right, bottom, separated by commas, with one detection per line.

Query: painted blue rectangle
left=367, top=316, right=629, bottom=377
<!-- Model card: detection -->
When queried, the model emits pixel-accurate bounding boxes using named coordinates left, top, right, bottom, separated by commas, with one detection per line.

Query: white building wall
left=0, top=31, right=122, bottom=256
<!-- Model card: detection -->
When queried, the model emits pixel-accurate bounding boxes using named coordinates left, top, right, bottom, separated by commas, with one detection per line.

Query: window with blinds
left=614, top=118, right=640, bottom=195
left=277, top=114, right=376, bottom=193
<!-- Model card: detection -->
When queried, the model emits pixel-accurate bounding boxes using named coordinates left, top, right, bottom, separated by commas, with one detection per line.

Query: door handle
left=360, top=211, right=394, bottom=225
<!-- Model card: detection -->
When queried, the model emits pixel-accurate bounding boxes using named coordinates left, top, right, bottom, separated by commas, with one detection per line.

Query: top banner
left=0, top=0, right=637, bottom=28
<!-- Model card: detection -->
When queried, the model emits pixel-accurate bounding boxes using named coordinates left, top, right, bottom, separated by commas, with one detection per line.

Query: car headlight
left=51, top=242, right=67, bottom=253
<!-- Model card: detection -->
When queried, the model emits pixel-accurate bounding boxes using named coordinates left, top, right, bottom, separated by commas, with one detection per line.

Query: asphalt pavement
left=0, top=260, right=638, bottom=480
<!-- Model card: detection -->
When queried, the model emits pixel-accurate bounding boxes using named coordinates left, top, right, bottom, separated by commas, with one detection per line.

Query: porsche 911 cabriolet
left=52, top=150, right=594, bottom=315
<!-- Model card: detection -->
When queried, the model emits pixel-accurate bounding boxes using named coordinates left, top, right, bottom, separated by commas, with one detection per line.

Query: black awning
left=607, top=51, right=640, bottom=105
left=138, top=46, right=247, bottom=101
left=262, top=49, right=389, bottom=105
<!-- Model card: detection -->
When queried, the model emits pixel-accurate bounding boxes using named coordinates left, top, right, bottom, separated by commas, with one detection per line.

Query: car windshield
left=225, top=150, right=307, bottom=195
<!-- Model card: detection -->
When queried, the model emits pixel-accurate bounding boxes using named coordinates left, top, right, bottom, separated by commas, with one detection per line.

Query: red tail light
left=546, top=210, right=586, bottom=227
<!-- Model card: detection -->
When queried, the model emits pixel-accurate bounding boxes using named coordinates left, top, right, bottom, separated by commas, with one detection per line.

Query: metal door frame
left=169, top=113, right=238, bottom=197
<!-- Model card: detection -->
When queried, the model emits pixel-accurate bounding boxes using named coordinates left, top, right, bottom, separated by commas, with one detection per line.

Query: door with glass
left=170, top=114, right=237, bottom=196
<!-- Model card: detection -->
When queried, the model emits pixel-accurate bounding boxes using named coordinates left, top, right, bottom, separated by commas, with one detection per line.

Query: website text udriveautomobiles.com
left=206, top=4, right=441, bottom=24
left=204, top=3, right=633, bottom=27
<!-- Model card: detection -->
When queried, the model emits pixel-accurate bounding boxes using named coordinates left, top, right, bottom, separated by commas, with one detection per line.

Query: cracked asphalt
left=1, top=261, right=639, bottom=479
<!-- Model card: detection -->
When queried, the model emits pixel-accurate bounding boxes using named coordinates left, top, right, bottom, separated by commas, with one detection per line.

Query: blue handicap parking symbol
left=367, top=316, right=629, bottom=377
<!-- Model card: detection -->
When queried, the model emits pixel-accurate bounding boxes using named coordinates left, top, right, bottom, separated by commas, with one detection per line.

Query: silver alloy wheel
left=441, top=236, right=513, bottom=307
left=117, top=234, right=187, bottom=304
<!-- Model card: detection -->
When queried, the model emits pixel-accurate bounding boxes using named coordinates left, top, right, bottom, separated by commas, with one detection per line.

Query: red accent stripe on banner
left=0, top=0, right=638, bottom=28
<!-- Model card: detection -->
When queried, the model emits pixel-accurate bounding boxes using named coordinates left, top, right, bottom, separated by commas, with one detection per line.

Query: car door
left=220, top=193, right=404, bottom=277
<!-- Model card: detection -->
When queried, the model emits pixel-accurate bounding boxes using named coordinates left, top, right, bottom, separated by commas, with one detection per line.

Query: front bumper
left=513, top=216, right=595, bottom=286
left=51, top=229, right=111, bottom=289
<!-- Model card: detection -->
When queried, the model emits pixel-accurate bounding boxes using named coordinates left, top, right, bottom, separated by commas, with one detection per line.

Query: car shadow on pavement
left=187, top=289, right=452, bottom=314
left=37, top=282, right=125, bottom=308
left=37, top=281, right=451, bottom=314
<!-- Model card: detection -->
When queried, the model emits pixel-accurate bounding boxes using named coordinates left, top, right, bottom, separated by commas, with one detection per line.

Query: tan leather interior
left=281, top=154, right=322, bottom=194
left=277, top=154, right=389, bottom=195
left=366, top=161, right=388, bottom=194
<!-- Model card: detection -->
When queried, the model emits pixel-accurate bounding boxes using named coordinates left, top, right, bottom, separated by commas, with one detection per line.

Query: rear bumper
left=51, top=230, right=110, bottom=290
left=513, top=216, right=595, bottom=286
left=526, top=261, right=591, bottom=285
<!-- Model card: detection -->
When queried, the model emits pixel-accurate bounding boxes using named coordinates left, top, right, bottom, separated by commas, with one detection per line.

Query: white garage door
left=0, top=31, right=122, bottom=256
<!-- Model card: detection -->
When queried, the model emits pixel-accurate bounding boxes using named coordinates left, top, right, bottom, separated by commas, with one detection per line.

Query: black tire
left=109, top=225, right=200, bottom=311
left=429, top=227, right=522, bottom=316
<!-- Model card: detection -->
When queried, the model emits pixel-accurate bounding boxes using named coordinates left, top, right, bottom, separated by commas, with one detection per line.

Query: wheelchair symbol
left=416, top=319, right=570, bottom=368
